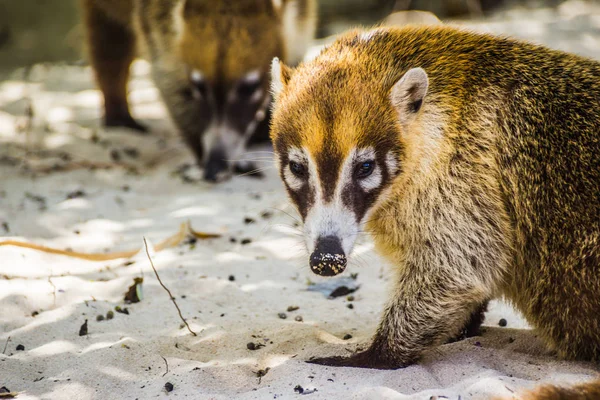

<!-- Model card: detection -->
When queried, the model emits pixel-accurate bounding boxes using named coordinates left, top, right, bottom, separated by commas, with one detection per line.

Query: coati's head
left=175, top=0, right=285, bottom=181
left=270, top=29, right=431, bottom=276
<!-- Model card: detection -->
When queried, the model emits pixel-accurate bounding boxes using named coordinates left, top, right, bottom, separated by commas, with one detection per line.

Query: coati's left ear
left=270, top=57, right=292, bottom=100
left=390, top=68, right=429, bottom=124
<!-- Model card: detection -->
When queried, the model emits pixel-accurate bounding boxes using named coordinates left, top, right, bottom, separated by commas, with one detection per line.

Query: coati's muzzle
left=309, top=236, right=347, bottom=276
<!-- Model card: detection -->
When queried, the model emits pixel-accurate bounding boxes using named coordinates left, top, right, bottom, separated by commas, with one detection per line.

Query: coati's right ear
left=390, top=68, right=429, bottom=125
left=270, top=57, right=292, bottom=100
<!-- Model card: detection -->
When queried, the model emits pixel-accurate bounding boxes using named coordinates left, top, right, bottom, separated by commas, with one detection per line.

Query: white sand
left=1, top=3, right=600, bottom=399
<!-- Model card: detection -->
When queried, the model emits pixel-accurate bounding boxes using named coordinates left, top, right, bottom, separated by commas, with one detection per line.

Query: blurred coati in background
left=81, top=0, right=317, bottom=181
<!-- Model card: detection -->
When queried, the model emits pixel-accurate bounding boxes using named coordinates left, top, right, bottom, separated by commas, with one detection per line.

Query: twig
left=143, top=237, right=197, bottom=336
left=2, top=336, right=10, bottom=354
left=48, top=276, right=56, bottom=307
left=161, top=355, right=169, bottom=377
left=0, top=222, right=216, bottom=260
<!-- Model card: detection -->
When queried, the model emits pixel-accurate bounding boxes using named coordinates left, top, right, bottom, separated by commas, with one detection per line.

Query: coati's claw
left=307, top=350, right=405, bottom=370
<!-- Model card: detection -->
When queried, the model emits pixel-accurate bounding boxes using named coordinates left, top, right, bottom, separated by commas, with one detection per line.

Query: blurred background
left=0, top=0, right=598, bottom=74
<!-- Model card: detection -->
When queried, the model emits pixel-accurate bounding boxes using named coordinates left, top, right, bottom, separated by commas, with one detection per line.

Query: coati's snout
left=310, top=236, right=347, bottom=276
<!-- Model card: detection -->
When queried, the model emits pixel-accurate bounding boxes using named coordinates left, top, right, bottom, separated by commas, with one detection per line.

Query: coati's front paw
left=307, top=348, right=407, bottom=370
left=105, top=115, right=148, bottom=133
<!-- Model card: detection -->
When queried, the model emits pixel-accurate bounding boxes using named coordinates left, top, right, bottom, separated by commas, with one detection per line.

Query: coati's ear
left=390, top=68, right=429, bottom=124
left=270, top=57, right=292, bottom=100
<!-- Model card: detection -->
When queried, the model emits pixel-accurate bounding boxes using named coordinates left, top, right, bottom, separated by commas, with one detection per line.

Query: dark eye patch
left=237, top=79, right=262, bottom=97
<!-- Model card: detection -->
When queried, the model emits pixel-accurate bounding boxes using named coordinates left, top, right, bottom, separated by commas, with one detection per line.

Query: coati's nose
left=309, top=236, right=347, bottom=277
left=203, top=148, right=229, bottom=182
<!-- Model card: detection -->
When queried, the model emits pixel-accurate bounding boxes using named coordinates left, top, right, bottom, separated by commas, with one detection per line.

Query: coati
left=269, top=24, right=599, bottom=394
left=81, top=0, right=316, bottom=181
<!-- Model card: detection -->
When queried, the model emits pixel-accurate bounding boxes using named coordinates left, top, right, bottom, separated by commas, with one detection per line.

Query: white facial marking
left=190, top=69, right=203, bottom=83
left=243, top=69, right=261, bottom=85
left=386, top=151, right=399, bottom=176
left=250, top=88, right=264, bottom=104
left=304, top=148, right=359, bottom=255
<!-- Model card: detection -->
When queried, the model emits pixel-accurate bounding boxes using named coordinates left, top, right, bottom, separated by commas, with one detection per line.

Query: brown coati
left=81, top=0, right=316, bottom=181
left=269, top=24, right=599, bottom=394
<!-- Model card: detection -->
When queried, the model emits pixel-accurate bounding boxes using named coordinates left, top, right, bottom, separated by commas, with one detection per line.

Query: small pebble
left=499, top=318, right=507, bottom=327
left=79, top=319, right=88, bottom=336
left=294, top=385, right=304, bottom=394
left=247, top=342, right=264, bottom=351
left=347, top=304, right=354, bottom=309
left=96, top=315, right=105, bottom=322
left=329, top=286, right=356, bottom=298
left=260, top=211, right=273, bottom=219
left=16, top=344, right=24, bottom=351
left=256, top=368, right=270, bottom=380
left=278, top=313, right=287, bottom=319
left=241, top=238, right=252, bottom=245
left=110, top=149, right=121, bottom=162
left=164, top=382, right=174, bottom=392
left=106, top=311, right=114, bottom=320
left=31, top=311, right=39, bottom=317
left=230, top=237, right=237, bottom=243
left=343, top=334, right=352, bottom=340
left=287, top=305, right=299, bottom=312
left=115, top=306, right=129, bottom=315
left=244, top=217, right=256, bottom=224
left=123, top=147, right=139, bottom=158
left=294, top=315, right=303, bottom=322
left=346, top=295, right=355, bottom=302
left=228, top=275, right=235, bottom=282
left=66, top=190, right=85, bottom=200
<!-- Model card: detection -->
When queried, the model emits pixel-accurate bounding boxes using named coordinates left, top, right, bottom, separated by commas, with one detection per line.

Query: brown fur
left=270, top=25, right=600, bottom=372
left=506, top=379, right=600, bottom=400
left=81, top=0, right=315, bottom=170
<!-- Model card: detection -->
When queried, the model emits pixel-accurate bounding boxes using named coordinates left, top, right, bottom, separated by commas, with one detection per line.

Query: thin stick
left=143, top=237, right=197, bottom=336
left=2, top=336, right=10, bottom=354
left=48, top=276, right=56, bottom=307
left=161, top=355, right=169, bottom=377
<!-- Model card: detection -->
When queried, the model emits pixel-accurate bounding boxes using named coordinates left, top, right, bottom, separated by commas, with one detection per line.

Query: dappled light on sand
left=2, top=4, right=600, bottom=399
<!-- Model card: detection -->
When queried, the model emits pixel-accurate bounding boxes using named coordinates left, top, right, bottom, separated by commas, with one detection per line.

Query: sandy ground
left=1, top=2, right=600, bottom=399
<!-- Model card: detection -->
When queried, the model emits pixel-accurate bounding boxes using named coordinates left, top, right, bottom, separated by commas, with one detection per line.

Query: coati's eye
left=289, top=161, right=306, bottom=178
left=355, top=161, right=375, bottom=179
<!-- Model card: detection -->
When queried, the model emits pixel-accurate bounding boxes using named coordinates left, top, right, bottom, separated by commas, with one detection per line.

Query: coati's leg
left=81, top=0, right=147, bottom=132
left=309, top=269, right=492, bottom=369
left=308, top=219, right=506, bottom=371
